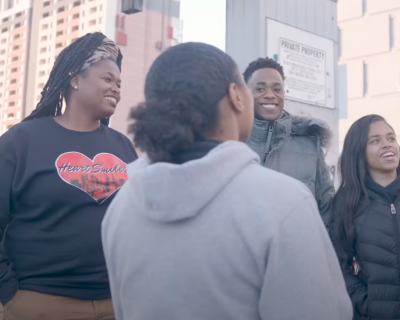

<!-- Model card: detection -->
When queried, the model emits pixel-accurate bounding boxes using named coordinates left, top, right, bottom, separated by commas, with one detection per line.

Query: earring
left=74, top=86, right=78, bottom=89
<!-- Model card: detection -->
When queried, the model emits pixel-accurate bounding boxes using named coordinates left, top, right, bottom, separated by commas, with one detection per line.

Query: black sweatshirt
left=0, top=117, right=137, bottom=304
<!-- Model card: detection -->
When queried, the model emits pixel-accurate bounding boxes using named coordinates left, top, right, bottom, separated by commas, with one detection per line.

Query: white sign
left=266, top=19, right=335, bottom=109
left=279, top=38, right=326, bottom=106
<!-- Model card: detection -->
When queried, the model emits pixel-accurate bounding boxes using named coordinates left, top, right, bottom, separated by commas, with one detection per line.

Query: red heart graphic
left=56, top=152, right=128, bottom=203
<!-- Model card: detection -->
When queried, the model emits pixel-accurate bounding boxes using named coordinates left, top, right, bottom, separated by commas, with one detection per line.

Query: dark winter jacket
left=247, top=111, right=335, bottom=226
left=336, top=174, right=400, bottom=320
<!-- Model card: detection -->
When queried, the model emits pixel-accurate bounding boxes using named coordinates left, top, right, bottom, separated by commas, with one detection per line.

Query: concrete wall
left=226, top=0, right=340, bottom=182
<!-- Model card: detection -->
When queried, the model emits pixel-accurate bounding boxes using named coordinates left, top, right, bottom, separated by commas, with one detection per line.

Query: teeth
left=105, top=96, right=117, bottom=104
left=261, top=104, right=276, bottom=109
left=382, top=152, right=395, bottom=158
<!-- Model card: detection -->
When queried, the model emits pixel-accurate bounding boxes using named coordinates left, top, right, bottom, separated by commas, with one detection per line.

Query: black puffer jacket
left=337, top=174, right=400, bottom=320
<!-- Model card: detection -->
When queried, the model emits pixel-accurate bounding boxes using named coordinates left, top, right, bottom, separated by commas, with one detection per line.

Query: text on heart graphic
left=56, top=152, right=128, bottom=202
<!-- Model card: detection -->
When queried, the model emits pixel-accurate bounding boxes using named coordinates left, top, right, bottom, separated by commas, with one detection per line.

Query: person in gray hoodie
left=244, top=57, right=335, bottom=227
left=101, top=42, right=352, bottom=320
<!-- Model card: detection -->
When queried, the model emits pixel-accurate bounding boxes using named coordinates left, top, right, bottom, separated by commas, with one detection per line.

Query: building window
left=44, top=1, right=50, bottom=6
left=2, top=17, right=8, bottom=23
left=8, top=101, right=15, bottom=107
left=56, top=30, right=63, bottom=36
left=12, top=45, right=19, bottom=51
left=57, top=19, right=64, bottom=25
left=56, top=42, right=63, bottom=48
left=42, top=12, right=50, bottom=18
left=1, top=39, right=6, bottom=44
left=0, top=61, right=4, bottom=66
left=42, top=24, right=49, bottom=30
left=100, top=4, right=102, bottom=11
left=15, top=12, right=22, bottom=17
left=72, top=13, right=79, bottom=19
left=13, top=34, right=20, bottom=40
left=39, top=71, right=45, bottom=77
left=11, top=67, right=17, bottom=73
left=72, top=25, right=79, bottom=32
left=362, top=0, right=367, bottom=15
left=390, top=16, right=395, bottom=50
left=40, top=47, right=47, bottom=53
left=89, top=6, right=97, bottom=13
left=7, top=113, right=14, bottom=119
left=39, top=59, right=46, bottom=65
left=73, top=1, right=81, bottom=7
left=14, top=23, right=21, bottom=29
left=363, top=62, right=368, bottom=96
left=41, top=35, right=48, bottom=42
left=9, top=90, right=16, bottom=96
left=1, top=28, right=8, bottom=33
left=10, top=79, right=16, bottom=84
left=11, top=56, right=18, bottom=62
left=0, top=50, right=5, bottom=55
left=38, top=83, right=44, bottom=89
left=58, top=7, right=65, bottom=13
left=338, top=29, right=342, bottom=59
left=88, top=19, right=96, bottom=26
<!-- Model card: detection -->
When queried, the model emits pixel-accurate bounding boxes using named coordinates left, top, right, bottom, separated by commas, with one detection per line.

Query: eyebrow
left=369, top=133, right=395, bottom=139
left=256, top=81, right=282, bottom=86
left=105, top=71, right=121, bottom=81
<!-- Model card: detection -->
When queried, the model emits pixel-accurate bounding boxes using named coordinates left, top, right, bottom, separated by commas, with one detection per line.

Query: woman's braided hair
left=23, top=32, right=122, bottom=126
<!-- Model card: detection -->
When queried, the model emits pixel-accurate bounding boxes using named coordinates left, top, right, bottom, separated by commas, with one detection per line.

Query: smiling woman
left=0, top=32, right=137, bottom=320
left=331, top=114, right=400, bottom=320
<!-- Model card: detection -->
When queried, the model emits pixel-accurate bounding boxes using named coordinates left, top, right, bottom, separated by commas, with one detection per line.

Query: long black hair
left=128, top=42, right=242, bottom=163
left=332, top=114, right=391, bottom=261
left=23, top=32, right=122, bottom=126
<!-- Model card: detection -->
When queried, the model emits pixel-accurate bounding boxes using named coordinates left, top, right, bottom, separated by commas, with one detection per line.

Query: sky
left=180, top=0, right=226, bottom=51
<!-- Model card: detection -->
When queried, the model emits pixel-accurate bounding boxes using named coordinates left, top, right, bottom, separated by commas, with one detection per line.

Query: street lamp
left=121, top=0, right=143, bottom=14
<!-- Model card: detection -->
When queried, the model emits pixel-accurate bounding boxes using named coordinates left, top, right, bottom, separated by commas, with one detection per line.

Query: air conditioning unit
left=121, top=0, right=143, bottom=14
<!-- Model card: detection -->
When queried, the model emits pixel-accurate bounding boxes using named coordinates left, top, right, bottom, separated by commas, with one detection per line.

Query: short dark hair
left=243, top=57, right=285, bottom=83
left=23, top=32, right=122, bottom=126
left=129, top=42, right=241, bottom=163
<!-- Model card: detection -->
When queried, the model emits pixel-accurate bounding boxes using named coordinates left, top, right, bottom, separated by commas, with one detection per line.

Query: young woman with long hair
left=0, top=32, right=137, bottom=319
left=332, top=114, right=400, bottom=320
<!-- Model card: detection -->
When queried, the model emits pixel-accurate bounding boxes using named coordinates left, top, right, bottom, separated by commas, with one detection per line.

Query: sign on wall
left=266, top=19, right=335, bottom=109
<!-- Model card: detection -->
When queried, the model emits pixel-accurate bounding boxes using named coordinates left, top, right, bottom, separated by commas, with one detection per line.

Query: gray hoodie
left=102, top=141, right=352, bottom=320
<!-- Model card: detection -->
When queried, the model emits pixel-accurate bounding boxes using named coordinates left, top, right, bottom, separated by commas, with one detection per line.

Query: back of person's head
left=23, top=32, right=122, bottom=126
left=243, top=57, right=285, bottom=84
left=333, top=114, right=394, bottom=257
left=129, top=42, right=254, bottom=163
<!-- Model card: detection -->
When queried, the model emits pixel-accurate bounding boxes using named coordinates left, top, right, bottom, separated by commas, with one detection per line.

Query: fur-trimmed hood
left=290, top=114, right=333, bottom=149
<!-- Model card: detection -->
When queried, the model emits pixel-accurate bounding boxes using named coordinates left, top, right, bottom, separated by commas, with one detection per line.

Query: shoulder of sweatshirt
left=232, top=162, right=319, bottom=224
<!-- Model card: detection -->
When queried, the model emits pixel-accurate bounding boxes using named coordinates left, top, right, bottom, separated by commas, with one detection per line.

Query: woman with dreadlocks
left=0, top=32, right=137, bottom=319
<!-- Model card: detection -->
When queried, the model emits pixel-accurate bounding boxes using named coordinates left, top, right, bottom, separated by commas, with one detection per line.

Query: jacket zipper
left=390, top=204, right=400, bottom=282
left=262, top=125, right=274, bottom=165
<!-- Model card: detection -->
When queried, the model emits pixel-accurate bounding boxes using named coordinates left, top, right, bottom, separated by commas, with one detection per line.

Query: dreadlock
left=23, top=32, right=123, bottom=126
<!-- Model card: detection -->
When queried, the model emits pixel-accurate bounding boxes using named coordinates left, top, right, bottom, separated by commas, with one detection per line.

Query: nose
left=111, top=82, right=120, bottom=95
left=264, top=88, right=275, bottom=100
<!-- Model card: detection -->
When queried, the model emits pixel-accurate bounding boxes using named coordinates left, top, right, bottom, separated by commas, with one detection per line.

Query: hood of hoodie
left=252, top=111, right=332, bottom=149
left=126, top=141, right=259, bottom=223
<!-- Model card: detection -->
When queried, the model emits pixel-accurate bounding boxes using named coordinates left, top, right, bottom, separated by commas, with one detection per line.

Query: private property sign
left=279, top=38, right=327, bottom=106
left=266, top=19, right=335, bottom=109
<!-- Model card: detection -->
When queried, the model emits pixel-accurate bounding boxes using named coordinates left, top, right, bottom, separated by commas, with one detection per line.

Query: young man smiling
left=244, top=57, right=335, bottom=226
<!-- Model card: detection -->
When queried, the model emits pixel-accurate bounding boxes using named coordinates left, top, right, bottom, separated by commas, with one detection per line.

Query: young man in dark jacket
left=244, top=57, right=335, bottom=226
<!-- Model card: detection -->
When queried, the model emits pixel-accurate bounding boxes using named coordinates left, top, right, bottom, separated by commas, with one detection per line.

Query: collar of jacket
left=250, top=111, right=292, bottom=149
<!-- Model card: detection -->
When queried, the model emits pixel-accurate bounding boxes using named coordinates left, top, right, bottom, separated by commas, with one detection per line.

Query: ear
left=227, top=82, right=245, bottom=114
left=70, top=76, right=79, bottom=90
